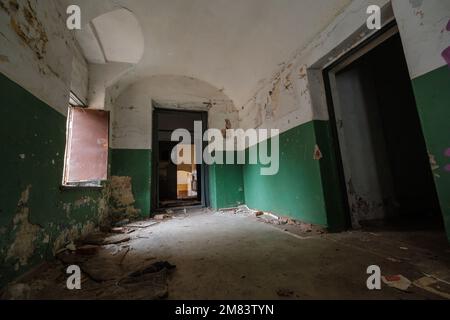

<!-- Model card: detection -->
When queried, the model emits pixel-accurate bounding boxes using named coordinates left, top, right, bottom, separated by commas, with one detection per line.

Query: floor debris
left=125, top=221, right=159, bottom=228
left=413, top=276, right=450, bottom=299
left=154, top=214, right=172, bottom=221
left=382, top=275, right=412, bottom=291
left=3, top=209, right=449, bottom=300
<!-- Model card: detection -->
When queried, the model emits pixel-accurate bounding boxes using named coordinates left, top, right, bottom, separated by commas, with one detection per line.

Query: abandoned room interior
left=0, top=0, right=450, bottom=301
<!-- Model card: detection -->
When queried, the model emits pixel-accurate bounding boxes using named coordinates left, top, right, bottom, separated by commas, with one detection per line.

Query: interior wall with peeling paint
left=397, top=0, right=450, bottom=241
left=239, top=0, right=450, bottom=236
left=240, top=0, right=392, bottom=230
left=109, top=75, right=241, bottom=214
left=1, top=0, right=449, bottom=289
left=0, top=0, right=109, bottom=287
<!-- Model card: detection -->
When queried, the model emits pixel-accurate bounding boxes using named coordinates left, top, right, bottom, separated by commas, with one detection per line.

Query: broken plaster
left=6, top=185, right=41, bottom=267
left=110, top=176, right=141, bottom=219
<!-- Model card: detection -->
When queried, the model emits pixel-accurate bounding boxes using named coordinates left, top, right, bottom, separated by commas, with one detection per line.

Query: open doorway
left=152, top=108, right=208, bottom=211
left=325, top=24, right=443, bottom=231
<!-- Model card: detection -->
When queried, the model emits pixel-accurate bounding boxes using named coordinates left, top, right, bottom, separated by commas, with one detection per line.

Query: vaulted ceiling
left=66, top=0, right=352, bottom=108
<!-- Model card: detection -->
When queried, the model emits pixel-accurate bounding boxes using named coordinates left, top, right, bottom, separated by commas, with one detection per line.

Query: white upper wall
left=0, top=0, right=88, bottom=115
left=239, top=0, right=450, bottom=138
left=392, top=0, right=450, bottom=79
left=76, top=8, right=145, bottom=65
left=65, top=0, right=353, bottom=110
left=111, top=75, right=238, bottom=150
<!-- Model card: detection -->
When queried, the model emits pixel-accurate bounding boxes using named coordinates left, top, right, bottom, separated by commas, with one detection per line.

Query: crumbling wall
left=0, top=0, right=89, bottom=113
left=0, top=0, right=109, bottom=287
left=239, top=0, right=392, bottom=228
left=393, top=0, right=450, bottom=241
left=109, top=176, right=141, bottom=220
left=239, top=0, right=450, bottom=237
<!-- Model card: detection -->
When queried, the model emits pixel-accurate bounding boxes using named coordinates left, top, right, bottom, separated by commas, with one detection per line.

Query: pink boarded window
left=63, top=107, right=109, bottom=186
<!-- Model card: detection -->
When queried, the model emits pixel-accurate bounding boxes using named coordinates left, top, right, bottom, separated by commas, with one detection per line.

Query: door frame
left=324, top=22, right=399, bottom=227
left=151, top=106, right=209, bottom=211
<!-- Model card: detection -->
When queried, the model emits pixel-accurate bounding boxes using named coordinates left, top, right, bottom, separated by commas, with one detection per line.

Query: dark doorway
left=326, top=26, right=443, bottom=230
left=152, top=107, right=208, bottom=211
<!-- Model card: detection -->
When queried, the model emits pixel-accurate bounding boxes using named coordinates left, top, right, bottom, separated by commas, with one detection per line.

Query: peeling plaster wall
left=239, top=0, right=392, bottom=134
left=0, top=0, right=89, bottom=114
left=239, top=0, right=450, bottom=238
left=0, top=0, right=109, bottom=287
left=110, top=75, right=239, bottom=150
left=393, top=0, right=450, bottom=240
left=240, top=0, right=391, bottom=229
left=108, top=75, right=239, bottom=213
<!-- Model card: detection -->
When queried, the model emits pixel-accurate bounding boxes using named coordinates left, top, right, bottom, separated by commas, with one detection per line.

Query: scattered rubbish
left=126, top=221, right=159, bottom=228
left=115, top=219, right=130, bottom=227
left=135, top=235, right=151, bottom=240
left=277, top=288, right=295, bottom=297
left=110, top=227, right=136, bottom=235
left=255, top=211, right=264, bottom=217
left=111, top=227, right=126, bottom=234
left=399, top=247, right=409, bottom=251
left=386, top=257, right=402, bottom=263
left=413, top=276, right=450, bottom=299
left=382, top=275, right=411, bottom=291
left=154, top=214, right=171, bottom=221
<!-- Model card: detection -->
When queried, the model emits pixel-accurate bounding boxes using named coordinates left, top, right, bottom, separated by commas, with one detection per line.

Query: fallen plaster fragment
left=7, top=185, right=41, bottom=267
left=382, top=275, right=412, bottom=292
left=125, top=221, right=159, bottom=229
left=313, top=145, right=323, bottom=160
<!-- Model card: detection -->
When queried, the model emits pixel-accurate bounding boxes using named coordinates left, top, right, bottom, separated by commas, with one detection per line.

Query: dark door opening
left=326, top=26, right=443, bottom=231
left=152, top=107, right=208, bottom=211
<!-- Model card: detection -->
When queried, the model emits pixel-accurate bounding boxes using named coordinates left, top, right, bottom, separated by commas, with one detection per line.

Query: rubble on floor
left=219, top=205, right=327, bottom=235
left=1, top=215, right=177, bottom=300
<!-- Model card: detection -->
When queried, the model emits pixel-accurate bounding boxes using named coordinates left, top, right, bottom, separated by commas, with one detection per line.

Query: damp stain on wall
left=1, top=0, right=48, bottom=60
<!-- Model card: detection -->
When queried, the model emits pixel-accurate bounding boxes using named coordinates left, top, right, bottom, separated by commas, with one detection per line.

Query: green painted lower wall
left=111, top=149, right=152, bottom=218
left=412, top=65, right=450, bottom=241
left=209, top=154, right=245, bottom=209
left=313, top=121, right=349, bottom=231
left=0, top=73, right=109, bottom=288
left=243, top=121, right=329, bottom=227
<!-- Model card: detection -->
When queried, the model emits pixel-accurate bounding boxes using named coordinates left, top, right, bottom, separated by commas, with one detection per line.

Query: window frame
left=61, top=93, right=109, bottom=189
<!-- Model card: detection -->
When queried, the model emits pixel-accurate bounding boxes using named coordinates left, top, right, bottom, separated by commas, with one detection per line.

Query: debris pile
left=219, top=206, right=327, bottom=234
left=1, top=217, right=177, bottom=300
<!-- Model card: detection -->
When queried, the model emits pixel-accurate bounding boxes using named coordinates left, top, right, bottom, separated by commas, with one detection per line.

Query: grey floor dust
left=3, top=209, right=450, bottom=300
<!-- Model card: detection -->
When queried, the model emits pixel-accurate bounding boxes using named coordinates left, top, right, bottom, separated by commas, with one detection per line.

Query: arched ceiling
left=66, top=0, right=352, bottom=108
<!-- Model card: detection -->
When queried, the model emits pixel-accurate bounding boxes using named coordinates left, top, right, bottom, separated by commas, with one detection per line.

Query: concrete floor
left=4, top=209, right=450, bottom=300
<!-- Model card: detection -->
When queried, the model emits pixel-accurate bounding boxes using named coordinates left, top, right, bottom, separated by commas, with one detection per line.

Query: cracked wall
left=240, top=0, right=450, bottom=237
left=0, top=0, right=109, bottom=287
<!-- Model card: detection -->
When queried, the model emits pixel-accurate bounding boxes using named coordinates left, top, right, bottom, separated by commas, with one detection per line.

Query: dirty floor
left=3, top=209, right=450, bottom=300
